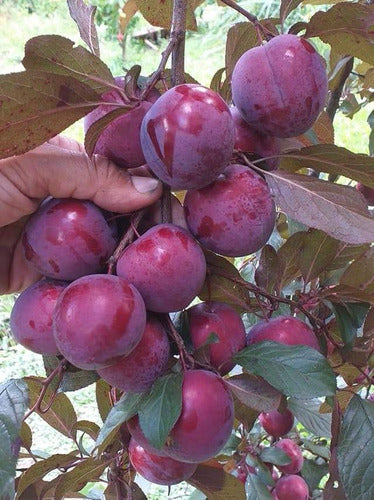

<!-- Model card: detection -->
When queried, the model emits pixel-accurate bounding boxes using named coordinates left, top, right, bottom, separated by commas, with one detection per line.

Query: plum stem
left=23, top=358, right=68, bottom=420
left=140, top=0, right=187, bottom=99
left=220, top=0, right=274, bottom=41
left=107, top=209, right=146, bottom=274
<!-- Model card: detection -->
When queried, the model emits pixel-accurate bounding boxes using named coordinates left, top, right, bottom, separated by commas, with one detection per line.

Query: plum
left=275, top=439, right=304, bottom=474
left=140, top=84, right=234, bottom=189
left=259, top=408, right=294, bottom=438
left=184, top=164, right=276, bottom=257
left=10, top=278, right=68, bottom=355
left=22, top=198, right=117, bottom=281
left=231, top=106, right=281, bottom=170
left=128, top=439, right=197, bottom=485
left=231, top=34, right=328, bottom=138
left=274, top=474, right=309, bottom=500
left=53, top=274, right=146, bottom=370
left=187, top=301, right=246, bottom=374
left=84, top=76, right=158, bottom=168
left=97, top=315, right=170, bottom=392
left=246, top=315, right=320, bottom=351
left=116, top=224, right=206, bottom=312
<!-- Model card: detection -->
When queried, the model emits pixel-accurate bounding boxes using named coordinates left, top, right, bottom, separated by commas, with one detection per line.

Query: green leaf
left=59, top=370, right=99, bottom=393
left=225, top=22, right=258, bottom=79
left=22, top=35, right=113, bottom=93
left=95, top=379, right=112, bottom=422
left=280, top=144, right=374, bottom=188
left=72, top=420, right=100, bottom=441
left=340, top=248, right=374, bottom=293
left=301, top=459, right=329, bottom=492
left=299, top=229, right=340, bottom=283
left=0, top=71, right=101, bottom=159
left=288, top=398, right=332, bottom=438
left=95, top=392, right=145, bottom=448
left=67, top=0, right=100, bottom=57
left=188, top=462, right=246, bottom=499
left=263, top=169, right=374, bottom=245
left=277, top=231, right=305, bottom=292
left=0, top=379, right=28, bottom=498
left=139, top=373, right=183, bottom=449
left=259, top=447, right=291, bottom=466
left=24, top=377, right=77, bottom=439
left=255, top=245, right=279, bottom=294
left=338, top=395, right=374, bottom=500
left=245, top=473, right=273, bottom=500
left=134, top=0, right=204, bottom=31
left=200, top=250, right=249, bottom=312
left=234, top=342, right=337, bottom=399
left=225, top=374, right=282, bottom=412
left=16, top=453, right=78, bottom=499
left=332, top=302, right=370, bottom=347
left=280, top=0, right=303, bottom=25
left=305, top=4, right=374, bottom=65
left=54, top=457, right=112, bottom=500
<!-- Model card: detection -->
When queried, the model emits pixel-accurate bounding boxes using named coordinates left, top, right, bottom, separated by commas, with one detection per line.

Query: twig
left=171, top=0, right=187, bottom=87
left=107, top=209, right=146, bottom=274
left=219, top=0, right=273, bottom=41
left=23, top=359, right=68, bottom=420
left=162, top=315, right=195, bottom=370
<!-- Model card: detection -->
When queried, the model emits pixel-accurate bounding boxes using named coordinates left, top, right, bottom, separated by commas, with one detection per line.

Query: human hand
left=0, top=136, right=162, bottom=294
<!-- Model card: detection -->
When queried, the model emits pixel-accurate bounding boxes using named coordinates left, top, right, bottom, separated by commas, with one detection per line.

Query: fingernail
left=131, top=176, right=161, bottom=193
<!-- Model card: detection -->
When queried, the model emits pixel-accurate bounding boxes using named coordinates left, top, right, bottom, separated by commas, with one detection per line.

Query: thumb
left=0, top=142, right=163, bottom=226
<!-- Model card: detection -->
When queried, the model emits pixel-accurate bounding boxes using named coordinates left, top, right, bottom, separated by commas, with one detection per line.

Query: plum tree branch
left=219, top=0, right=273, bottom=40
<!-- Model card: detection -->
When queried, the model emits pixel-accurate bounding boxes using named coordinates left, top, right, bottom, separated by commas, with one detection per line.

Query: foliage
left=0, top=0, right=374, bottom=499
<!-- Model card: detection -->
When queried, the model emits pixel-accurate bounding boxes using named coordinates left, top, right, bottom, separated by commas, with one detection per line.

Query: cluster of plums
left=10, top=33, right=327, bottom=492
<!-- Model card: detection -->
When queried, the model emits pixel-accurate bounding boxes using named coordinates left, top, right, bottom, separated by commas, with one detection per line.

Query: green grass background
left=0, top=0, right=371, bottom=498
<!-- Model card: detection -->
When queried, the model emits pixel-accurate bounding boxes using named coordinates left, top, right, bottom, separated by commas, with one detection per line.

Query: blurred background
left=0, top=1, right=372, bottom=498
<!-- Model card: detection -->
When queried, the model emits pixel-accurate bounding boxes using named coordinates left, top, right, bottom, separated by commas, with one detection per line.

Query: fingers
left=0, top=144, right=162, bottom=226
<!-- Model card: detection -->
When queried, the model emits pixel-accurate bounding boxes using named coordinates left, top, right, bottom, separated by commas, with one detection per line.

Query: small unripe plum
left=274, top=474, right=309, bottom=500
left=231, top=34, right=328, bottom=138
left=184, top=164, right=276, bottom=257
left=187, top=301, right=246, bottom=374
left=128, top=439, right=197, bottom=485
left=356, top=183, right=374, bottom=206
left=231, top=106, right=281, bottom=170
left=53, top=274, right=146, bottom=370
left=164, top=369, right=234, bottom=462
left=275, top=439, right=303, bottom=474
left=10, top=279, right=68, bottom=355
left=259, top=408, right=294, bottom=438
left=22, top=198, right=117, bottom=281
left=116, top=224, right=206, bottom=312
left=247, top=315, right=320, bottom=351
left=97, top=315, right=170, bottom=392
left=141, top=84, right=235, bottom=189
left=84, top=76, right=158, bottom=168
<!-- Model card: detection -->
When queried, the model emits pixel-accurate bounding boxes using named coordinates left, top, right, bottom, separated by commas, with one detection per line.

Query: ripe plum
left=184, top=164, right=276, bottom=257
left=231, top=34, right=328, bottom=137
left=274, top=474, right=309, bottom=500
left=188, top=301, right=246, bottom=374
left=231, top=106, right=280, bottom=170
left=10, top=278, right=68, bottom=355
left=84, top=76, right=158, bottom=168
left=259, top=408, right=294, bottom=438
left=247, top=315, right=320, bottom=351
left=116, top=224, right=206, bottom=312
left=97, top=315, right=170, bottom=392
left=53, top=274, right=146, bottom=370
left=275, top=439, right=304, bottom=474
left=22, top=198, right=117, bottom=281
left=128, top=439, right=197, bottom=485
left=140, top=84, right=234, bottom=189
